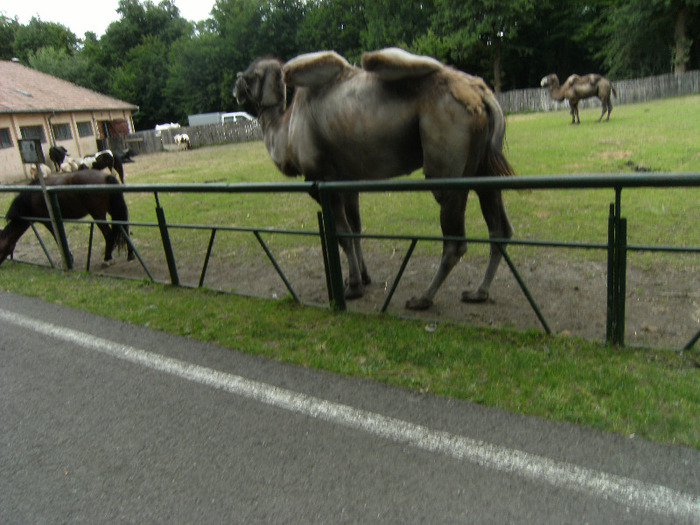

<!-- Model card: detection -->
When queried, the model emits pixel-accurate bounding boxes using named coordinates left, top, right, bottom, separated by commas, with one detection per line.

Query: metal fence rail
left=1, top=172, right=699, bottom=351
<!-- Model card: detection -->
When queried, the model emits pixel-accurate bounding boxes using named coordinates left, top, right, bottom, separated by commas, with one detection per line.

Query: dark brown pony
left=0, top=170, right=134, bottom=267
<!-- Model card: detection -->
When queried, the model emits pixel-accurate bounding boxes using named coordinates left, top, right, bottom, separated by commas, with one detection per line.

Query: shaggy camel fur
left=541, top=73, right=617, bottom=124
left=235, top=48, right=514, bottom=310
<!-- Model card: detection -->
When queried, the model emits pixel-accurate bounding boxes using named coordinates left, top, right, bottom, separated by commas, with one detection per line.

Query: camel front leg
left=331, top=193, right=365, bottom=299
left=344, top=191, right=371, bottom=286
left=462, top=189, right=513, bottom=303
left=406, top=190, right=467, bottom=310
left=570, top=100, right=580, bottom=124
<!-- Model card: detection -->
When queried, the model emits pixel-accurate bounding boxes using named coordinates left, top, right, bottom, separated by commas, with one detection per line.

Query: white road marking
left=2, top=308, right=698, bottom=520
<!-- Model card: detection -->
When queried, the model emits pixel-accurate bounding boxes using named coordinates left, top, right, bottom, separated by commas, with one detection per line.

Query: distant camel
left=540, top=73, right=617, bottom=124
left=235, top=48, right=514, bottom=310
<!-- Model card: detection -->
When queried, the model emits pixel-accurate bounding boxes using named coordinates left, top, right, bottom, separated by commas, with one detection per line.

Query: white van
left=221, top=112, right=255, bottom=124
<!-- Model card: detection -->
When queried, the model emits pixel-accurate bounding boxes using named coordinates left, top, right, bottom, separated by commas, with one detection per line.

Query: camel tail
left=106, top=175, right=129, bottom=251
left=483, top=93, right=516, bottom=178
left=485, top=147, right=516, bottom=178
left=612, top=86, right=618, bottom=98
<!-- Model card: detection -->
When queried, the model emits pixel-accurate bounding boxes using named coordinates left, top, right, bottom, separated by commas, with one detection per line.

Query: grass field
left=1, top=95, right=699, bottom=449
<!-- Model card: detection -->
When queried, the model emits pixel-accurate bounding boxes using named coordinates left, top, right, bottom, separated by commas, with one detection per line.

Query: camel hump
left=283, top=51, right=352, bottom=88
left=564, top=74, right=582, bottom=87
left=361, top=47, right=442, bottom=81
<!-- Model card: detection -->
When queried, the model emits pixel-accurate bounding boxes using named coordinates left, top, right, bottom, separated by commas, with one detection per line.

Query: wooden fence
left=497, top=70, right=700, bottom=114
left=105, top=119, right=263, bottom=155
left=103, top=70, right=698, bottom=153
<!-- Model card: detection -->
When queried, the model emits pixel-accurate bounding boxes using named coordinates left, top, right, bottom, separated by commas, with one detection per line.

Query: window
left=20, top=125, right=46, bottom=143
left=77, top=121, right=93, bottom=137
left=0, top=128, right=12, bottom=149
left=52, top=123, right=72, bottom=140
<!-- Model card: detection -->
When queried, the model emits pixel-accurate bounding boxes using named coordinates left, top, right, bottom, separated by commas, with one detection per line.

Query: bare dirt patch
left=9, top=226, right=698, bottom=351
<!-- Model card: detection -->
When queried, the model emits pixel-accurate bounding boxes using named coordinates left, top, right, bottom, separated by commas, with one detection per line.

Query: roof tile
left=0, top=60, right=138, bottom=113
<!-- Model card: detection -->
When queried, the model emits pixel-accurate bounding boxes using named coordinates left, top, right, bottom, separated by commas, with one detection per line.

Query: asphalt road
left=1, top=291, right=699, bottom=524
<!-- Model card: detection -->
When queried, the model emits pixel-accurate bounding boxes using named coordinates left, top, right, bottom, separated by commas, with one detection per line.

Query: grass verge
left=1, top=263, right=698, bottom=449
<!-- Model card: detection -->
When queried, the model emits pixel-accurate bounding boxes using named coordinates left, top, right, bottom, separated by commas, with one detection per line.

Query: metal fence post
left=606, top=192, right=627, bottom=346
left=47, top=192, right=73, bottom=270
left=317, top=184, right=346, bottom=311
left=154, top=192, right=179, bottom=286
left=606, top=204, right=616, bottom=344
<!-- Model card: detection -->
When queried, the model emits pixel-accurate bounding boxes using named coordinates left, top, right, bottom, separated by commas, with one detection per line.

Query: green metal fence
left=1, top=172, right=699, bottom=351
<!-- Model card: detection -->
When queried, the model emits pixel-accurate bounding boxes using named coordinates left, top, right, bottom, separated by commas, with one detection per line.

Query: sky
left=4, top=1, right=217, bottom=38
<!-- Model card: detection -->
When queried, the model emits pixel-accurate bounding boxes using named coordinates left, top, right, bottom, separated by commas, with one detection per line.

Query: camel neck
left=258, top=103, right=287, bottom=134
left=257, top=104, right=293, bottom=173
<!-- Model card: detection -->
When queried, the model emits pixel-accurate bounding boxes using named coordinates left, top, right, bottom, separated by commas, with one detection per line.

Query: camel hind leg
left=598, top=96, right=608, bottom=122
left=461, top=189, right=513, bottom=302
left=328, top=192, right=366, bottom=299
left=406, top=190, right=468, bottom=310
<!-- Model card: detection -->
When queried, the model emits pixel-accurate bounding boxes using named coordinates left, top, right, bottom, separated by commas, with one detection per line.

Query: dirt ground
left=9, top=226, right=699, bottom=351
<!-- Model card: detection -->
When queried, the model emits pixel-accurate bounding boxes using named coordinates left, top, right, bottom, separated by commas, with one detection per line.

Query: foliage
left=3, top=0, right=700, bottom=126
left=8, top=16, right=78, bottom=62
left=297, top=0, right=365, bottom=61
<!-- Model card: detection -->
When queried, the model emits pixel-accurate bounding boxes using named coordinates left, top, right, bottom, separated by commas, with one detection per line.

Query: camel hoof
left=344, top=283, right=365, bottom=300
left=461, top=290, right=489, bottom=303
left=101, top=259, right=116, bottom=269
left=405, top=296, right=433, bottom=310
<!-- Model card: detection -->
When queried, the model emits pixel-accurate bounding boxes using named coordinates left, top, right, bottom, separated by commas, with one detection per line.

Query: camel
left=235, top=48, right=514, bottom=310
left=540, top=73, right=617, bottom=124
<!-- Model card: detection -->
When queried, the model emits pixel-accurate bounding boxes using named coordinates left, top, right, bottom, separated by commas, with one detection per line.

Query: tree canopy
left=2, top=0, right=698, bottom=129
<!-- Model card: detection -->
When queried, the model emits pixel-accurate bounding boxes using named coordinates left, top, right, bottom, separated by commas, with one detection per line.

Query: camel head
left=540, top=74, right=560, bottom=90
left=234, top=58, right=286, bottom=116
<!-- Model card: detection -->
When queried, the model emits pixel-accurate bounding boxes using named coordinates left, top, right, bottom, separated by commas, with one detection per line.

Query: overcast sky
left=4, top=1, right=216, bottom=38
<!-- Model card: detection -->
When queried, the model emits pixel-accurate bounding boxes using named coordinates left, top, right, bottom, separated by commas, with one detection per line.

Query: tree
left=297, top=0, right=365, bottom=62
left=27, top=47, right=92, bottom=85
left=97, top=0, right=192, bottom=71
left=416, top=0, right=536, bottom=92
left=255, top=0, right=306, bottom=60
left=361, top=0, right=434, bottom=52
left=0, top=15, right=20, bottom=60
left=164, top=30, right=228, bottom=119
left=111, top=35, right=171, bottom=129
left=597, top=0, right=700, bottom=77
left=10, top=16, right=78, bottom=63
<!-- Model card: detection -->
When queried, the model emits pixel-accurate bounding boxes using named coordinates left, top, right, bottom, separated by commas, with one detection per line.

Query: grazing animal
left=78, top=149, right=125, bottom=183
left=114, top=148, right=137, bottom=164
left=29, top=163, right=52, bottom=178
left=60, top=157, right=80, bottom=172
left=540, top=73, right=617, bottom=124
left=235, top=48, right=514, bottom=310
left=48, top=145, right=68, bottom=171
left=174, top=133, right=191, bottom=150
left=0, top=171, right=134, bottom=267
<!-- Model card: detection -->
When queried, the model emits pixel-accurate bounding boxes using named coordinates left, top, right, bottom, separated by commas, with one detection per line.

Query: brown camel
left=540, top=73, right=617, bottom=124
left=235, top=48, right=514, bottom=310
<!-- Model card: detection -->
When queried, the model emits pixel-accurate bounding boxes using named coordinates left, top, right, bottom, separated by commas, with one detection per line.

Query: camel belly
left=292, top=82, right=425, bottom=180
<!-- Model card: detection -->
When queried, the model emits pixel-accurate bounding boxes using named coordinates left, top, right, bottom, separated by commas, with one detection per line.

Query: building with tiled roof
left=0, top=59, right=138, bottom=182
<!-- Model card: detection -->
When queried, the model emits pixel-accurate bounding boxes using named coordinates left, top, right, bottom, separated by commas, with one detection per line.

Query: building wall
left=0, top=109, right=134, bottom=183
